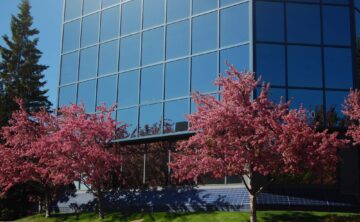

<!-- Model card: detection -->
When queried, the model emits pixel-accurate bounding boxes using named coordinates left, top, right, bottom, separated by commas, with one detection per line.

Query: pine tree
left=0, top=0, right=51, bottom=127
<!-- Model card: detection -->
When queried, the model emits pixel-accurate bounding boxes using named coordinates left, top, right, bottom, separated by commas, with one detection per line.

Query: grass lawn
left=15, top=211, right=360, bottom=222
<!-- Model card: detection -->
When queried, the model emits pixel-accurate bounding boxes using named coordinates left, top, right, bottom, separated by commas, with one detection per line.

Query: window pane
left=61, top=52, right=79, bottom=85
left=102, top=0, right=119, bottom=8
left=323, top=6, right=350, bottom=46
left=288, top=46, right=322, bottom=88
left=121, top=0, right=141, bottom=35
left=220, top=45, right=249, bottom=73
left=142, top=27, right=164, bottom=65
left=356, top=0, right=360, bottom=9
left=63, top=20, right=80, bottom=53
left=78, top=80, right=96, bottom=112
left=324, top=48, right=353, bottom=89
left=117, top=107, right=138, bottom=138
left=79, top=46, right=98, bottom=80
left=267, top=88, right=286, bottom=104
left=256, top=2, right=284, bottom=42
left=357, top=11, right=360, bottom=36
left=97, top=75, right=117, bottom=108
left=59, top=84, right=77, bottom=107
left=167, top=0, right=190, bottom=22
left=166, top=20, right=190, bottom=59
left=100, top=6, right=120, bottom=41
left=323, top=0, right=349, bottom=4
left=118, top=70, right=139, bottom=107
left=288, top=0, right=319, bottom=2
left=165, top=59, right=189, bottom=99
left=99, top=40, right=119, bottom=75
left=83, top=0, right=100, bottom=14
left=81, top=13, right=100, bottom=47
left=65, top=0, right=81, bottom=21
left=120, top=34, right=140, bottom=71
left=164, top=99, right=189, bottom=133
left=220, top=0, right=240, bottom=6
left=326, top=91, right=348, bottom=127
left=192, top=52, right=218, bottom=93
left=256, top=44, right=285, bottom=86
left=141, top=65, right=163, bottom=103
left=220, top=3, right=249, bottom=47
left=139, top=104, right=162, bottom=136
left=289, top=89, right=324, bottom=124
left=287, top=4, right=320, bottom=44
left=192, top=12, right=218, bottom=53
left=193, top=0, right=218, bottom=14
left=143, top=0, right=165, bottom=28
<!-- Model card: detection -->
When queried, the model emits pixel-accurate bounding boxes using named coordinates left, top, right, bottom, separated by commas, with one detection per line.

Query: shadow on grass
left=119, top=211, right=218, bottom=222
left=50, top=213, right=81, bottom=221
left=261, top=212, right=360, bottom=222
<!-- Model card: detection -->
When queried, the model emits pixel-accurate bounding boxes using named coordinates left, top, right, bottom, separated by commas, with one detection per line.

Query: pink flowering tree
left=170, top=67, right=345, bottom=222
left=53, top=104, right=126, bottom=219
left=0, top=100, right=75, bottom=218
left=343, top=89, right=360, bottom=144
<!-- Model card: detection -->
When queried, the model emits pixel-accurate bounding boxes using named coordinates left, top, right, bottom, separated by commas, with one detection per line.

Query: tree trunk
left=38, top=199, right=42, bottom=213
left=249, top=192, right=257, bottom=222
left=44, top=193, right=50, bottom=218
left=97, top=190, right=105, bottom=220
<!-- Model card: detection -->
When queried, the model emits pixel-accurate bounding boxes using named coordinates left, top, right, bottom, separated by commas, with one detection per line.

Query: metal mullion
left=116, top=104, right=138, bottom=112
left=284, top=1, right=289, bottom=102
left=75, top=0, right=84, bottom=105
left=61, top=38, right=250, bottom=58
left=349, top=0, right=358, bottom=89
left=250, top=0, right=255, bottom=99
left=93, top=4, right=102, bottom=113
left=99, top=36, right=122, bottom=46
left=57, top=0, right=67, bottom=111
left=256, top=0, right=349, bottom=7
left=287, top=86, right=336, bottom=91
left=217, top=0, right=221, bottom=95
left=161, top=0, right=167, bottom=135
left=114, top=69, right=120, bottom=121
left=137, top=0, right=144, bottom=139
left=102, top=2, right=122, bottom=11
left=188, top=0, right=193, bottom=115
left=219, top=0, right=249, bottom=9
left=254, top=40, right=352, bottom=49
left=114, top=3, right=123, bottom=122
left=320, top=2, right=327, bottom=126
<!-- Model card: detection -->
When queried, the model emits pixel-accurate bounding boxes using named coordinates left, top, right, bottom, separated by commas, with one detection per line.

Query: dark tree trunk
left=38, top=199, right=42, bottom=214
left=97, top=190, right=105, bottom=220
left=44, top=192, right=50, bottom=218
left=249, top=192, right=257, bottom=222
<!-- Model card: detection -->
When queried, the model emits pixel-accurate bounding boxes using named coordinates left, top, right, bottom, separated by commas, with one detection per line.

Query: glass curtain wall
left=59, top=0, right=251, bottom=140
left=255, top=0, right=354, bottom=127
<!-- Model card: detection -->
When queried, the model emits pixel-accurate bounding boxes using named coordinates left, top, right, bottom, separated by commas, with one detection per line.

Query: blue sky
left=0, top=0, right=63, bottom=107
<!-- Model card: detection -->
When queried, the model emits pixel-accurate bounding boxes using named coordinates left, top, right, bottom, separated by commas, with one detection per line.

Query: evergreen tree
left=0, top=0, right=51, bottom=127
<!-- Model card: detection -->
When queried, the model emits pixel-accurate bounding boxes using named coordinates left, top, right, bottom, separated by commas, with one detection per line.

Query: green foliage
left=0, top=0, right=51, bottom=127
left=14, top=211, right=360, bottom=222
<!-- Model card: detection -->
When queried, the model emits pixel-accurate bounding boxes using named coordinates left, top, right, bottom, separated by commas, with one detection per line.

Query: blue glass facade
left=255, top=0, right=355, bottom=127
left=58, top=0, right=360, bottom=190
left=59, top=0, right=356, bottom=139
left=59, top=0, right=251, bottom=140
